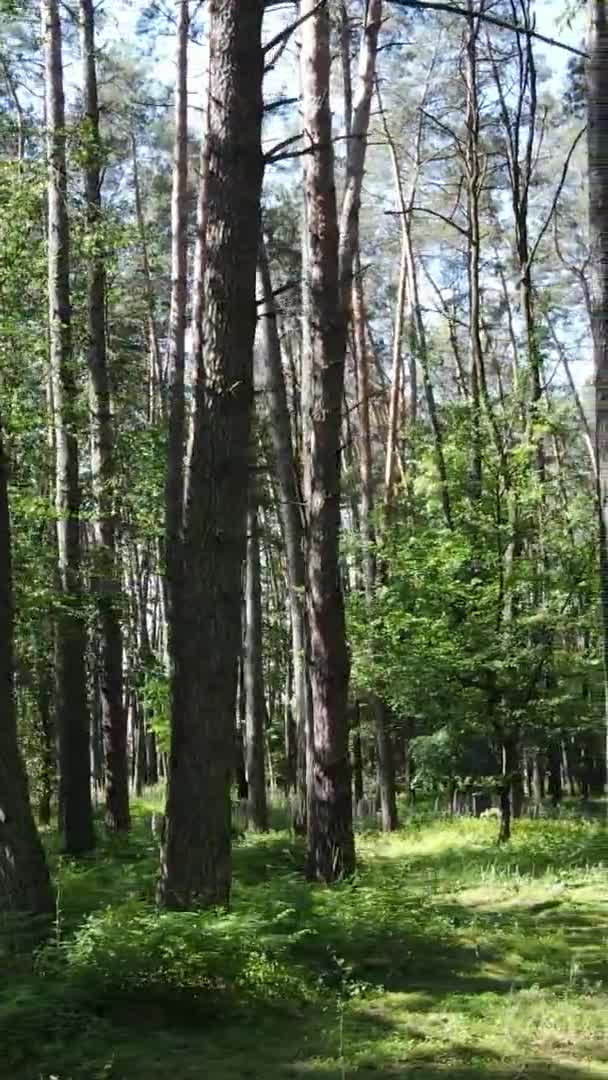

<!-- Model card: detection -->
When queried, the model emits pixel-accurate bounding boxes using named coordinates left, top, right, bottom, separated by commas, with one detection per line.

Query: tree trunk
left=79, top=0, right=129, bottom=833
left=37, top=658, right=54, bottom=826
left=351, top=702, right=364, bottom=806
left=43, top=0, right=94, bottom=855
left=165, top=0, right=189, bottom=621
left=588, top=1, right=608, bottom=795
left=300, top=0, right=355, bottom=882
left=159, top=0, right=264, bottom=909
left=257, top=243, right=309, bottom=830
left=0, top=424, right=54, bottom=915
left=244, top=479, right=268, bottom=832
left=373, top=698, right=398, bottom=831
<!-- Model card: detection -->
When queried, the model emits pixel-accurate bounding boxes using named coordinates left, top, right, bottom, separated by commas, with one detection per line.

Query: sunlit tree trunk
left=42, top=0, right=94, bottom=855
left=165, top=0, right=189, bottom=623
left=300, top=0, right=355, bottom=882
left=159, top=0, right=264, bottom=909
left=588, top=0, right=608, bottom=794
left=79, top=0, right=129, bottom=833
left=257, top=244, right=309, bottom=830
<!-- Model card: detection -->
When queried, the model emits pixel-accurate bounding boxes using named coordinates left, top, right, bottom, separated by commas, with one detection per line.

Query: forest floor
left=3, top=801, right=608, bottom=1080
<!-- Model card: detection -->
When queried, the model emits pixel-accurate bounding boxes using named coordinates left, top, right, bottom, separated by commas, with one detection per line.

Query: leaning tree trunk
left=257, top=243, right=309, bottom=830
left=588, top=0, right=608, bottom=793
left=0, top=424, right=54, bottom=915
left=300, top=0, right=355, bottom=882
left=158, top=0, right=265, bottom=910
left=43, top=0, right=94, bottom=855
left=244, top=476, right=268, bottom=832
left=79, top=0, right=129, bottom=833
left=338, top=0, right=397, bottom=833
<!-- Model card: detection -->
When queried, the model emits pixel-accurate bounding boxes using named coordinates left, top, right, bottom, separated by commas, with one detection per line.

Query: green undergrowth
left=2, top=806, right=608, bottom=1079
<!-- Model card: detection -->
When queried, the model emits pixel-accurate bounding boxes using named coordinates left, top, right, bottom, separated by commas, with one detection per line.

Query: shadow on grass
left=7, top=814, right=608, bottom=1080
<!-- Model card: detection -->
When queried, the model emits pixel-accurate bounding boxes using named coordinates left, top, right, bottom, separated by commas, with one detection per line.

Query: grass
left=2, top=803, right=608, bottom=1079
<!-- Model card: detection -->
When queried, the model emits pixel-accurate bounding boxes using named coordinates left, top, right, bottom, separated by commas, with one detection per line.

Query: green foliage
left=141, top=669, right=170, bottom=752
left=4, top=811, right=608, bottom=1079
left=40, top=901, right=312, bottom=1011
left=348, top=410, right=598, bottom=784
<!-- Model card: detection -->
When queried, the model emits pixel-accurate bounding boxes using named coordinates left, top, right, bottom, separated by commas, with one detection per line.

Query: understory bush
left=36, top=901, right=315, bottom=1012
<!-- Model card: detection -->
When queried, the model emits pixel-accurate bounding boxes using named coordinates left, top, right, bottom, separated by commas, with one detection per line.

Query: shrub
left=37, top=901, right=313, bottom=1014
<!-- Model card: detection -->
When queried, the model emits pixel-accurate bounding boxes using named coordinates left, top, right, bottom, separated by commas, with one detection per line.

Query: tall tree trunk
left=588, top=0, right=608, bottom=794
left=257, top=244, right=309, bottom=830
left=244, top=478, right=268, bottom=832
left=300, top=0, right=355, bottom=882
left=159, top=0, right=264, bottom=910
left=351, top=702, right=364, bottom=805
left=0, top=424, right=54, bottom=915
left=43, top=0, right=94, bottom=855
left=37, top=656, right=55, bottom=826
left=131, top=132, right=163, bottom=416
left=79, top=0, right=129, bottom=833
left=165, top=0, right=189, bottom=620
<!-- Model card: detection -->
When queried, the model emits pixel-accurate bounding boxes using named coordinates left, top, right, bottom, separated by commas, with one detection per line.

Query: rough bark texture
left=244, top=482, right=268, bottom=832
left=159, top=0, right=264, bottom=910
left=79, top=0, right=129, bottom=833
left=257, top=244, right=309, bottom=828
left=0, top=426, right=54, bottom=915
left=300, top=0, right=355, bottom=882
left=588, top=0, right=608, bottom=792
left=43, top=0, right=94, bottom=855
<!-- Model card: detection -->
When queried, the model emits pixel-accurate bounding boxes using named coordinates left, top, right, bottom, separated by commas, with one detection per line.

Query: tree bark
left=79, top=0, right=129, bottom=833
left=165, top=0, right=189, bottom=622
left=257, top=243, right=309, bottom=829
left=159, top=0, right=265, bottom=910
left=300, top=0, right=355, bottom=882
left=588, top=0, right=608, bottom=795
left=244, top=478, right=268, bottom=832
left=0, top=424, right=54, bottom=915
left=43, top=0, right=94, bottom=855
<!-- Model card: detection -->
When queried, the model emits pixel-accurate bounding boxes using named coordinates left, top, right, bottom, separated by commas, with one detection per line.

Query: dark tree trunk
left=146, top=729, right=158, bottom=786
left=0, top=426, right=54, bottom=915
left=244, top=481, right=268, bottom=832
left=498, top=783, right=511, bottom=844
left=283, top=656, right=297, bottom=793
left=531, top=750, right=543, bottom=812
left=43, top=0, right=94, bottom=855
left=132, top=696, right=146, bottom=797
left=159, top=0, right=265, bottom=909
left=37, top=660, right=54, bottom=826
left=235, top=716, right=248, bottom=802
left=373, top=698, right=398, bottom=831
left=351, top=702, right=364, bottom=806
left=498, top=735, right=519, bottom=842
left=547, top=743, right=563, bottom=807
left=300, top=0, right=355, bottom=883
left=79, top=0, right=130, bottom=832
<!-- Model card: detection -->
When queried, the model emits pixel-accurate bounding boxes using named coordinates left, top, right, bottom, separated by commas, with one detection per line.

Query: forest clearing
left=2, top=0, right=608, bottom=1075
left=4, top=805, right=608, bottom=1078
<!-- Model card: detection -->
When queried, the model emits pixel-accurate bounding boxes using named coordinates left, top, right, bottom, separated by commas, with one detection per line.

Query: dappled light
left=4, top=810, right=608, bottom=1077
left=1, top=0, right=606, bottom=1077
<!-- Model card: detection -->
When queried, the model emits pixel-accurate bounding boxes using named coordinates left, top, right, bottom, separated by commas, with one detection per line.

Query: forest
left=1, top=0, right=608, bottom=1076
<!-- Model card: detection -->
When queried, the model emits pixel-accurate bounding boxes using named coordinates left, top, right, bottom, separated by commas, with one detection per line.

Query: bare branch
left=526, top=126, right=586, bottom=272
left=387, top=0, right=588, bottom=59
